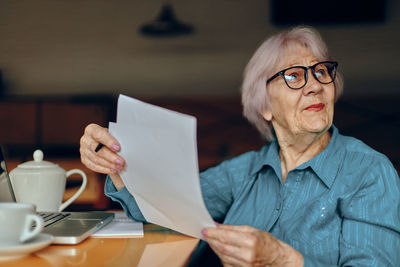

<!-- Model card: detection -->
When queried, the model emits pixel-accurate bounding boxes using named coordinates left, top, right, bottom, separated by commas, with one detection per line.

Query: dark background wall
left=0, top=0, right=399, bottom=98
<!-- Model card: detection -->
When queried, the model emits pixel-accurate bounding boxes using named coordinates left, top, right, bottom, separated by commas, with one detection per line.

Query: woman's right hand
left=80, top=123, right=126, bottom=190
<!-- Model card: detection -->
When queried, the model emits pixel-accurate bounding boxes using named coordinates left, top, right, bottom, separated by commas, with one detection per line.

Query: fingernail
left=112, top=144, right=120, bottom=151
left=110, top=169, right=117, bottom=173
left=116, top=165, right=123, bottom=171
left=115, top=159, right=123, bottom=165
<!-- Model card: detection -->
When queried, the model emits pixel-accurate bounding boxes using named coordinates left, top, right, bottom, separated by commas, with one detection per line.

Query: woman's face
left=263, top=45, right=335, bottom=139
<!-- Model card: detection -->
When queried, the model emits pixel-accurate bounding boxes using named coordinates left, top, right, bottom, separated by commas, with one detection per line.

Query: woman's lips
left=305, top=103, right=325, bottom=112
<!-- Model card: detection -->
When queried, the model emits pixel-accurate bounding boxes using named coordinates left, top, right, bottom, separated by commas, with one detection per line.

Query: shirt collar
left=250, top=138, right=281, bottom=179
left=250, top=125, right=343, bottom=188
left=296, top=125, right=343, bottom=188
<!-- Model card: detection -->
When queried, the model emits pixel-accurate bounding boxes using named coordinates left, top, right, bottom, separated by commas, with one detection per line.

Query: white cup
left=9, top=150, right=87, bottom=212
left=0, top=203, right=44, bottom=246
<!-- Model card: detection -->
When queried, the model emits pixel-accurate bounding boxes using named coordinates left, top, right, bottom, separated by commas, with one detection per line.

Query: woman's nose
left=302, top=70, right=323, bottom=95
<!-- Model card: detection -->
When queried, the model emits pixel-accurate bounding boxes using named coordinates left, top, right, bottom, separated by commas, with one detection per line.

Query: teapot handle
left=59, top=169, right=87, bottom=212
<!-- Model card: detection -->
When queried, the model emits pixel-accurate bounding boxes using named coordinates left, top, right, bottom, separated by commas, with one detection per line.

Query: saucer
left=0, top=233, right=54, bottom=261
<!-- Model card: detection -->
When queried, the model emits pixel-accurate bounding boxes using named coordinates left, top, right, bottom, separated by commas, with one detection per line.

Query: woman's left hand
left=202, top=224, right=303, bottom=267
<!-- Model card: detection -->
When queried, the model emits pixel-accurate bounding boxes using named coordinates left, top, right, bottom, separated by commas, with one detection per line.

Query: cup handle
left=59, top=169, right=88, bottom=211
left=20, top=214, right=44, bottom=243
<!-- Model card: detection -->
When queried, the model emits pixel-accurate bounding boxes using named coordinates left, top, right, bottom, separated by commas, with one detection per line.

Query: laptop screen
left=0, top=146, right=16, bottom=202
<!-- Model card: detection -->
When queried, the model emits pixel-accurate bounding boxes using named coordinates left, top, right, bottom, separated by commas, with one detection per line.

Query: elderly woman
left=80, top=26, right=400, bottom=266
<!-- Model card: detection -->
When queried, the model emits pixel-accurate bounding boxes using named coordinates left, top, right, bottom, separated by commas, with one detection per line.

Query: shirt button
left=276, top=202, right=281, bottom=211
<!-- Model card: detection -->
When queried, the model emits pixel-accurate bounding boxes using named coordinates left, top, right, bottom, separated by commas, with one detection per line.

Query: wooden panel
left=0, top=102, right=36, bottom=144
left=41, top=102, right=111, bottom=145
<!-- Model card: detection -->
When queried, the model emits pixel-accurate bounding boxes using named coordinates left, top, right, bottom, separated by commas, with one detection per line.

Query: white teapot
left=9, top=150, right=87, bottom=212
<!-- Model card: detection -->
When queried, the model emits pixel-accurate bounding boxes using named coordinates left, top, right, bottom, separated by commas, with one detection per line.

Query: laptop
left=0, top=146, right=114, bottom=244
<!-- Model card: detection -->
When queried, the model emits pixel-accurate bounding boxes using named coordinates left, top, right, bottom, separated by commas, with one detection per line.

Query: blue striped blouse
left=106, top=125, right=400, bottom=266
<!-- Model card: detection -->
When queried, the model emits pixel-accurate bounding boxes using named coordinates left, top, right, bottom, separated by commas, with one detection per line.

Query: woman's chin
left=303, top=120, right=331, bottom=134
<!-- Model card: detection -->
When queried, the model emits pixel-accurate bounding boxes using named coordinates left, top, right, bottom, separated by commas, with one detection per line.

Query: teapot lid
left=17, top=150, right=60, bottom=169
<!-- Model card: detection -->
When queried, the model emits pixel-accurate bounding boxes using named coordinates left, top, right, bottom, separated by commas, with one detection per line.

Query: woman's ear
left=261, top=109, right=273, bottom=121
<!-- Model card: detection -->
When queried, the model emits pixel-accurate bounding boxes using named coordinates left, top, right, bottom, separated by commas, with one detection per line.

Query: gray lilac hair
left=241, top=26, right=344, bottom=141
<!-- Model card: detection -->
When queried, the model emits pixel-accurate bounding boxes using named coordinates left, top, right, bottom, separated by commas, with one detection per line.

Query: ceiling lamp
left=139, top=3, right=194, bottom=37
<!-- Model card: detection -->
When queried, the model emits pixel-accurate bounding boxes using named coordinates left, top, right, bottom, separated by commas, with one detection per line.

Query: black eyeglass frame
left=266, top=61, right=338, bottom=90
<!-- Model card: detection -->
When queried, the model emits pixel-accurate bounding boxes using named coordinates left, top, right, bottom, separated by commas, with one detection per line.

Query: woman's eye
left=314, top=66, right=328, bottom=77
left=316, top=69, right=326, bottom=76
left=284, top=73, right=299, bottom=81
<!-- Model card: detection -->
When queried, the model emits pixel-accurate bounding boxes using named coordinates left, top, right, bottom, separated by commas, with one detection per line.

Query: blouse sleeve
left=199, top=163, right=234, bottom=222
left=104, top=175, right=147, bottom=222
left=103, top=161, right=235, bottom=224
left=199, top=152, right=254, bottom=222
left=338, top=157, right=400, bottom=266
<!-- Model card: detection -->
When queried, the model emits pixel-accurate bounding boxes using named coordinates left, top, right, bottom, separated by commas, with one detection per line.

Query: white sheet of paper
left=108, top=95, right=215, bottom=239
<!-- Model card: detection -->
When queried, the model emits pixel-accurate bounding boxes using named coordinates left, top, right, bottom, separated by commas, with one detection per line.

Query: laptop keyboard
left=38, top=212, right=71, bottom=227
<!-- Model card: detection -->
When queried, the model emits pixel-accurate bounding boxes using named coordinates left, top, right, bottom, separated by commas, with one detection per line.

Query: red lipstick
left=305, top=103, right=325, bottom=112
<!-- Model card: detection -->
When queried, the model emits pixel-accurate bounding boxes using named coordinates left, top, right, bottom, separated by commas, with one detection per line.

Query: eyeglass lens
left=283, top=62, right=336, bottom=89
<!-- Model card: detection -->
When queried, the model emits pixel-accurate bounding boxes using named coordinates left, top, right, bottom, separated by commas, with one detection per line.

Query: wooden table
left=0, top=225, right=200, bottom=267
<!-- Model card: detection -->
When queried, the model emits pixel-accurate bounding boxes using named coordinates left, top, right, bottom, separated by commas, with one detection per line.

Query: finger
left=81, top=149, right=117, bottom=174
left=205, top=225, right=294, bottom=266
left=84, top=124, right=121, bottom=152
left=97, top=146, right=125, bottom=168
left=207, top=233, right=261, bottom=264
left=81, top=144, right=122, bottom=173
left=80, top=132, right=124, bottom=170
left=204, top=225, right=256, bottom=247
left=80, top=128, right=105, bottom=155
left=208, top=240, right=249, bottom=267
left=81, top=156, right=116, bottom=174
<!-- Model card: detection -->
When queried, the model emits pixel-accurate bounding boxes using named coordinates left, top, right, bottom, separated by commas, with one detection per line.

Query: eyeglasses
left=266, top=61, right=338, bottom=90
